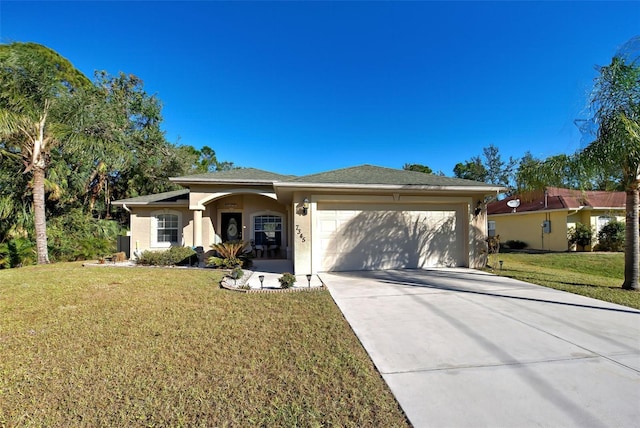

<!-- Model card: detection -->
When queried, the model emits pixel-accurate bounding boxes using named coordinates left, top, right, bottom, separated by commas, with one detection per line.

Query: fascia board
left=488, top=208, right=574, bottom=217
left=169, top=177, right=277, bottom=185
left=112, top=201, right=189, bottom=207
left=273, top=182, right=505, bottom=193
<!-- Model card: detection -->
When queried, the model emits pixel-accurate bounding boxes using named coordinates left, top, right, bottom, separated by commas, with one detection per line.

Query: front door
left=221, top=212, right=242, bottom=242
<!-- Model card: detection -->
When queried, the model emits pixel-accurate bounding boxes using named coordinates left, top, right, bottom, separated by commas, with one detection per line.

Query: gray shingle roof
left=290, top=165, right=497, bottom=187
left=112, top=189, right=190, bottom=205
left=114, top=164, right=504, bottom=206
left=171, top=168, right=295, bottom=183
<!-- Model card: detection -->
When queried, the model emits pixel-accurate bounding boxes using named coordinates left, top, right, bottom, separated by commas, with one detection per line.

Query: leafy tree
left=514, top=151, right=545, bottom=192
left=453, top=145, right=516, bottom=187
left=453, top=156, right=487, bottom=182
left=181, top=144, right=237, bottom=173
left=89, top=71, right=178, bottom=212
left=0, top=43, right=239, bottom=266
left=403, top=163, right=433, bottom=174
left=0, top=42, right=92, bottom=263
left=483, top=144, right=517, bottom=188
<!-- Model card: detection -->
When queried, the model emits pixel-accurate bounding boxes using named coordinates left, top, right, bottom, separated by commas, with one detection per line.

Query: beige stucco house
left=487, top=187, right=626, bottom=251
left=112, top=165, right=504, bottom=274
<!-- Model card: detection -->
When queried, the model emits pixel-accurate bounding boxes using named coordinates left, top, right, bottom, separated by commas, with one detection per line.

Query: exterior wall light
left=474, top=200, right=483, bottom=217
left=302, top=198, right=310, bottom=215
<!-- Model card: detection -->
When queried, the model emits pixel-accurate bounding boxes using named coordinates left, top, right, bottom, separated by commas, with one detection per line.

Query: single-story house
left=486, top=187, right=626, bottom=251
left=112, top=165, right=504, bottom=274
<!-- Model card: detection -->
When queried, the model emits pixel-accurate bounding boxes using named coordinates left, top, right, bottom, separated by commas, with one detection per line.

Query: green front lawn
left=486, top=252, right=640, bottom=309
left=0, top=263, right=409, bottom=427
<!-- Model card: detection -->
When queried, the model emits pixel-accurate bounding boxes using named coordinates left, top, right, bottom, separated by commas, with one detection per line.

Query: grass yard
left=0, top=263, right=409, bottom=427
left=486, top=252, right=640, bottom=309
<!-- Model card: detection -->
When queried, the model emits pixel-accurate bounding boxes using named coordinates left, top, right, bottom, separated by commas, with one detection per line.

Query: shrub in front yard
left=504, top=239, right=527, bottom=250
left=278, top=272, right=297, bottom=289
left=568, top=222, right=593, bottom=251
left=136, top=246, right=196, bottom=266
left=596, top=220, right=625, bottom=251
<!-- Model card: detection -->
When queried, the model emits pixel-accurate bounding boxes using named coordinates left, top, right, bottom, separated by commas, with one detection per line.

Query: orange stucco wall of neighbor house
left=490, top=211, right=569, bottom=251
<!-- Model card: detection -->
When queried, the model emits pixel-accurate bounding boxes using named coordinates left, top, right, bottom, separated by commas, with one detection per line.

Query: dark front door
left=221, top=212, right=242, bottom=242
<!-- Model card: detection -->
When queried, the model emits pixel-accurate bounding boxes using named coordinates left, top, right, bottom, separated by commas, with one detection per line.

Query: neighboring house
left=487, top=187, right=626, bottom=251
left=112, top=165, right=504, bottom=274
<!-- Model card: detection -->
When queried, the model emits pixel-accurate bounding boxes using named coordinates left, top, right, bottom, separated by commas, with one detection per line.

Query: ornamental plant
left=568, top=223, right=593, bottom=251
left=597, top=220, right=626, bottom=252
left=278, top=272, right=296, bottom=289
left=208, top=240, right=251, bottom=268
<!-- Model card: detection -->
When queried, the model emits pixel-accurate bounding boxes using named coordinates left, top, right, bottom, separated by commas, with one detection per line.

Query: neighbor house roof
left=487, top=187, right=626, bottom=215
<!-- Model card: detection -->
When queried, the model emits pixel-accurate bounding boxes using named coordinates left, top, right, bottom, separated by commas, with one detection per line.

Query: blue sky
left=1, top=1, right=638, bottom=176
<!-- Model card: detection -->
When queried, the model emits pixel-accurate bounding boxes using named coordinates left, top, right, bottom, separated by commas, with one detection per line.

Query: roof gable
left=291, top=164, right=495, bottom=187
left=170, top=168, right=295, bottom=184
left=112, top=189, right=190, bottom=206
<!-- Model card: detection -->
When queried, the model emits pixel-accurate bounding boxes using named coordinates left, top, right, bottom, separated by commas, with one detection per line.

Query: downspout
left=121, top=203, right=139, bottom=259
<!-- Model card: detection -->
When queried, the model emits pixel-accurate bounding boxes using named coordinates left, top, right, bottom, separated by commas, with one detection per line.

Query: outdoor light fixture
left=474, top=200, right=482, bottom=217
left=499, top=260, right=503, bottom=270
left=258, top=275, right=265, bottom=289
left=302, top=198, right=310, bottom=215
left=306, top=274, right=312, bottom=288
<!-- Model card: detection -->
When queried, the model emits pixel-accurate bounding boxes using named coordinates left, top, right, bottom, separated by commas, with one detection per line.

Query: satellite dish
left=506, top=199, right=521, bottom=212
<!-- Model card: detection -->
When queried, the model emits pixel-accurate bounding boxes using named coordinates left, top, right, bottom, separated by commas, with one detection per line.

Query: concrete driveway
left=320, top=268, right=640, bottom=428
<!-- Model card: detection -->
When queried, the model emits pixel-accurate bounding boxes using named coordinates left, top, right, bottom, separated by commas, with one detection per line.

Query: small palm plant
left=208, top=240, right=250, bottom=268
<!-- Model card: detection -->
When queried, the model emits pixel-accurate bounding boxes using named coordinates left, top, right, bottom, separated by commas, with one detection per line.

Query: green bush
left=568, top=223, right=594, bottom=251
left=504, top=240, right=527, bottom=250
left=137, top=246, right=197, bottom=266
left=597, top=220, right=625, bottom=252
left=0, top=238, right=36, bottom=268
left=47, top=209, right=124, bottom=262
left=278, top=272, right=296, bottom=289
left=231, top=266, right=244, bottom=280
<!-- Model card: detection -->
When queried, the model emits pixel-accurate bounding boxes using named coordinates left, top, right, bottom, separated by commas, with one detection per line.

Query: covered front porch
left=188, top=191, right=293, bottom=261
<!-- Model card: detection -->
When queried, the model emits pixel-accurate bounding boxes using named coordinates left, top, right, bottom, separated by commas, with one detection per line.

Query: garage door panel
left=316, top=207, right=463, bottom=272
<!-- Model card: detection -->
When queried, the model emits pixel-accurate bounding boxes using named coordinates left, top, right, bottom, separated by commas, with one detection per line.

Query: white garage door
left=315, top=205, right=465, bottom=272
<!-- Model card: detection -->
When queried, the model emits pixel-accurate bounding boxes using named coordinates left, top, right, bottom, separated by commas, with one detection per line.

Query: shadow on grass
left=495, top=267, right=625, bottom=291
left=557, top=281, right=625, bottom=290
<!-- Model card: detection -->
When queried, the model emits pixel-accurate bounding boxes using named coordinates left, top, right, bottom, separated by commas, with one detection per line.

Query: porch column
left=193, top=209, right=203, bottom=247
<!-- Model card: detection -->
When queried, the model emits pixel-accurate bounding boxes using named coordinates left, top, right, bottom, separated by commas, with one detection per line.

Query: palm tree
left=0, top=42, right=91, bottom=263
left=580, top=53, right=640, bottom=290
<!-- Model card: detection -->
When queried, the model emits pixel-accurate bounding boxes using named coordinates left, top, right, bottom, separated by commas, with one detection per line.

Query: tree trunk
left=622, top=185, right=639, bottom=290
left=32, top=166, right=49, bottom=264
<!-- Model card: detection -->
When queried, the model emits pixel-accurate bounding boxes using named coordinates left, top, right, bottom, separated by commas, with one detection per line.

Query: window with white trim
left=151, top=211, right=181, bottom=247
left=487, top=220, right=496, bottom=237
left=254, top=215, right=282, bottom=246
